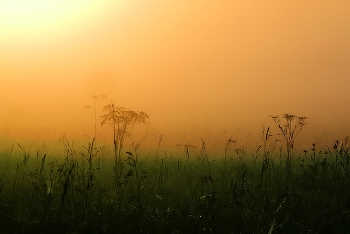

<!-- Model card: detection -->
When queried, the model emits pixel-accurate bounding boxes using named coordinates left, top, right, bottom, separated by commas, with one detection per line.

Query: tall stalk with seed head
left=100, top=101, right=149, bottom=184
left=270, top=114, right=307, bottom=171
left=85, top=94, right=106, bottom=140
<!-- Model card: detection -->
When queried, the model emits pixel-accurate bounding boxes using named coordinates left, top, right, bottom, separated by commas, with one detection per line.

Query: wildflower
left=283, top=114, right=295, bottom=121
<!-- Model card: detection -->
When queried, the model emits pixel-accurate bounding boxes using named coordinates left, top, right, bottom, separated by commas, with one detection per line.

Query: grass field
left=0, top=137, right=349, bottom=234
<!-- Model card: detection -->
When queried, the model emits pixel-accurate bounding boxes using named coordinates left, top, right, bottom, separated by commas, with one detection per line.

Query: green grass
left=0, top=139, right=349, bottom=234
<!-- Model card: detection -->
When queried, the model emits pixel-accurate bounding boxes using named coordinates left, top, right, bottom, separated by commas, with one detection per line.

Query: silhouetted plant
left=100, top=102, right=149, bottom=182
left=260, top=126, right=273, bottom=195
left=270, top=114, right=307, bottom=171
left=85, top=94, right=107, bottom=139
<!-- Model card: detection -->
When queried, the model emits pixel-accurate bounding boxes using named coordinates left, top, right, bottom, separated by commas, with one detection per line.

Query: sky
left=1, top=0, right=350, bottom=151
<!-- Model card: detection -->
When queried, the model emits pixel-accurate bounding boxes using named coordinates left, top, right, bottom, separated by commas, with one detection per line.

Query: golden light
left=0, top=1, right=124, bottom=44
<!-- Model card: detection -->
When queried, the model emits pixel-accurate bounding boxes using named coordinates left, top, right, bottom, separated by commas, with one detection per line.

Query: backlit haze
left=1, top=1, right=350, bottom=153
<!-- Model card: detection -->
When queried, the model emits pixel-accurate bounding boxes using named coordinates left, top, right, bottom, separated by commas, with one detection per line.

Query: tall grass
left=0, top=134, right=349, bottom=233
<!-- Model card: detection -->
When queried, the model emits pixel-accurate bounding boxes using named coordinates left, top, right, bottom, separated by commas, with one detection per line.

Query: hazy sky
left=1, top=1, right=350, bottom=150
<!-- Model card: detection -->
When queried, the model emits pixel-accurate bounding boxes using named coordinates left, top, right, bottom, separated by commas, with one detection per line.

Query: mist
left=1, top=1, right=350, bottom=153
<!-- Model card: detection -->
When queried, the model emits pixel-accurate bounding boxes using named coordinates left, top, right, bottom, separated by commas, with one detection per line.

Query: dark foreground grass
left=0, top=140, right=350, bottom=234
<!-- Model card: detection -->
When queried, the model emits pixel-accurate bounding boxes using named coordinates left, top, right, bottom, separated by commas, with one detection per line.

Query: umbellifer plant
left=270, top=114, right=307, bottom=168
left=100, top=102, right=149, bottom=182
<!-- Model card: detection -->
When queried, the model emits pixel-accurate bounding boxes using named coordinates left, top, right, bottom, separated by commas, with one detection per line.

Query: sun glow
left=0, top=1, right=123, bottom=44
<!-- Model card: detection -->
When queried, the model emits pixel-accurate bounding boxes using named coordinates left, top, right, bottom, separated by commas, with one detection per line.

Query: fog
left=1, top=1, right=350, bottom=153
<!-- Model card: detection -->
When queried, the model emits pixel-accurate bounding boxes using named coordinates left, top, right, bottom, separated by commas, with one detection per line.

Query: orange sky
left=1, top=1, right=350, bottom=151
